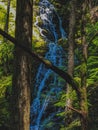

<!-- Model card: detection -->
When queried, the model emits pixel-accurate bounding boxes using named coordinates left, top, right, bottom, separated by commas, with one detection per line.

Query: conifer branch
left=88, top=31, right=98, bottom=44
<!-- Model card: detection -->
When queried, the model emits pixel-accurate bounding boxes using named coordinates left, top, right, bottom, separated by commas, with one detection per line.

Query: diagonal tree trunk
left=0, top=28, right=81, bottom=96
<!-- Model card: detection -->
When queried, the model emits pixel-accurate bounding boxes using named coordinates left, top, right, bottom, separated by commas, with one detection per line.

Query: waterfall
left=30, top=0, right=66, bottom=129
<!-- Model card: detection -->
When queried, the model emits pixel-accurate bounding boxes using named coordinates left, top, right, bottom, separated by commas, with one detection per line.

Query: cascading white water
left=30, top=0, right=66, bottom=129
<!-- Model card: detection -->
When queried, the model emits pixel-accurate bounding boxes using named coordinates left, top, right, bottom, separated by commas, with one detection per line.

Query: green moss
left=0, top=75, right=12, bottom=97
left=80, top=62, right=87, bottom=74
left=0, top=5, right=6, bottom=28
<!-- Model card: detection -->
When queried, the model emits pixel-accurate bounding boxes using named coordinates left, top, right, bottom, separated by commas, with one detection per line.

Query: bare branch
left=66, top=105, right=82, bottom=115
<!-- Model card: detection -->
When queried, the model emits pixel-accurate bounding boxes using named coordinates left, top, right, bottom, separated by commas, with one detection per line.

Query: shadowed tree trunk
left=4, top=0, right=10, bottom=34
left=11, top=0, right=33, bottom=130
left=65, top=0, right=89, bottom=129
left=80, top=0, right=89, bottom=129
left=3, top=0, right=11, bottom=75
left=65, top=0, right=77, bottom=126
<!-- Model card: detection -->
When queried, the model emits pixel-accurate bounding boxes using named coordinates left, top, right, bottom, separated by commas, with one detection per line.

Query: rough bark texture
left=11, top=0, right=32, bottom=130
left=80, top=1, right=89, bottom=130
left=65, top=0, right=76, bottom=126
left=66, top=0, right=76, bottom=105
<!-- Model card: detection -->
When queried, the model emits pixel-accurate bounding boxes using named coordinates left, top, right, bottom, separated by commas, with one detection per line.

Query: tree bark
left=66, top=0, right=76, bottom=106
left=3, top=0, right=11, bottom=75
left=65, top=0, right=76, bottom=126
left=4, top=0, right=10, bottom=34
left=11, top=0, right=32, bottom=130
left=80, top=1, right=89, bottom=130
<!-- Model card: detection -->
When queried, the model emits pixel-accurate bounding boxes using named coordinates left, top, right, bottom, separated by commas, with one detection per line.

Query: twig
left=66, top=105, right=82, bottom=115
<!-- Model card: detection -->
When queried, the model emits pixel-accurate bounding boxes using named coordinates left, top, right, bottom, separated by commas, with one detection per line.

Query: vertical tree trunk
left=4, top=0, right=10, bottom=34
left=11, top=0, right=32, bottom=130
left=65, top=0, right=76, bottom=126
left=3, top=0, right=11, bottom=75
left=80, top=0, right=89, bottom=130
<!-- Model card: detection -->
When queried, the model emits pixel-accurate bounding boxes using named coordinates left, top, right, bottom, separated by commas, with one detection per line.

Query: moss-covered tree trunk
left=80, top=0, right=89, bottom=129
left=65, top=0, right=76, bottom=126
left=3, top=0, right=11, bottom=75
left=11, top=0, right=32, bottom=130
